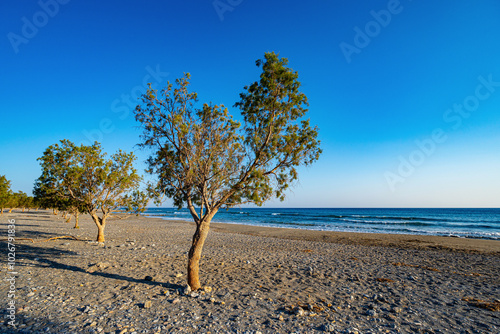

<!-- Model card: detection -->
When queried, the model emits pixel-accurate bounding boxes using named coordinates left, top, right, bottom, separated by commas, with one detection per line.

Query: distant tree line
left=0, top=175, right=36, bottom=214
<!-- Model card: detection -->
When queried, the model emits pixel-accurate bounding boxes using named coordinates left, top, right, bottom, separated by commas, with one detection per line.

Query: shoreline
left=1, top=211, right=499, bottom=333
left=142, top=207, right=500, bottom=244
left=142, top=214, right=500, bottom=254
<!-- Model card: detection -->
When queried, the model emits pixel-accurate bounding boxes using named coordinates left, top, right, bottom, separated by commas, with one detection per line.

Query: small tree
left=0, top=175, right=12, bottom=215
left=24, top=196, right=34, bottom=211
left=14, top=191, right=29, bottom=212
left=135, top=52, right=322, bottom=290
left=36, top=140, right=147, bottom=242
left=7, top=191, right=24, bottom=213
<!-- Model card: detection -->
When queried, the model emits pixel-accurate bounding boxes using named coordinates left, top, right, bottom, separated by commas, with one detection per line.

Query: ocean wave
left=141, top=208, right=500, bottom=240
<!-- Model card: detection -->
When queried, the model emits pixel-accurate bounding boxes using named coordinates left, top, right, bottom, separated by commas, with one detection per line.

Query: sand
left=1, top=210, right=499, bottom=333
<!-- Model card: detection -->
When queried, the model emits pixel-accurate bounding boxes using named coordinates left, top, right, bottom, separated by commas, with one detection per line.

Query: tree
left=24, top=196, right=34, bottom=211
left=34, top=178, right=64, bottom=214
left=7, top=191, right=26, bottom=213
left=0, top=175, right=12, bottom=215
left=12, top=191, right=29, bottom=212
left=35, top=140, right=147, bottom=242
left=135, top=52, right=322, bottom=290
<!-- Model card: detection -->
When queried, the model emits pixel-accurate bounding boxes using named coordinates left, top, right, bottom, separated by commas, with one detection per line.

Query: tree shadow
left=12, top=218, right=53, bottom=222
left=3, top=241, right=183, bottom=290
left=0, top=223, right=45, bottom=227
left=0, top=314, right=77, bottom=334
left=3, top=229, right=63, bottom=240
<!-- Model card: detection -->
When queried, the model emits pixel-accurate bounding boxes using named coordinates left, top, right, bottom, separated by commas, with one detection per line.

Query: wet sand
left=1, top=210, right=499, bottom=333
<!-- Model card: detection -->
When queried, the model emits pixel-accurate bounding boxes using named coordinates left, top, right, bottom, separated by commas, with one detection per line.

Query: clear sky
left=1, top=0, right=499, bottom=208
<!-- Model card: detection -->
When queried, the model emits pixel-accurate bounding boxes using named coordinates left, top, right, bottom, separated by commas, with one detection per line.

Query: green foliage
left=35, top=140, right=146, bottom=232
left=13, top=191, right=27, bottom=208
left=136, top=52, right=322, bottom=221
left=0, top=175, right=12, bottom=210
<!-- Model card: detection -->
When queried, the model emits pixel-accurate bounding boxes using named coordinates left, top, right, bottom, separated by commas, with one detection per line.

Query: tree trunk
left=73, top=212, right=80, bottom=229
left=90, top=213, right=107, bottom=243
left=97, top=223, right=105, bottom=242
left=53, top=208, right=58, bottom=215
left=22, top=207, right=25, bottom=212
left=187, top=219, right=212, bottom=290
left=8, top=208, right=14, bottom=213
left=1, top=207, right=3, bottom=215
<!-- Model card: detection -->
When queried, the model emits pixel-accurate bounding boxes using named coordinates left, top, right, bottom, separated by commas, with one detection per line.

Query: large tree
left=135, top=52, right=322, bottom=290
left=35, top=140, right=147, bottom=242
left=0, top=175, right=12, bottom=215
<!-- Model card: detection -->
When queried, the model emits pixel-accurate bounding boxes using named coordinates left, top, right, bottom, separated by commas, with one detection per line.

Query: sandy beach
left=1, top=210, right=499, bottom=333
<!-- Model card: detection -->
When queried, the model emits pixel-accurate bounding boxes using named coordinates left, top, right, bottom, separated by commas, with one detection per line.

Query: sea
left=143, top=208, right=500, bottom=240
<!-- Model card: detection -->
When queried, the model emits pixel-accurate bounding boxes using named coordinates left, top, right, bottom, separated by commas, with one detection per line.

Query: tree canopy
left=0, top=175, right=12, bottom=214
left=135, top=52, right=322, bottom=289
left=35, top=140, right=147, bottom=242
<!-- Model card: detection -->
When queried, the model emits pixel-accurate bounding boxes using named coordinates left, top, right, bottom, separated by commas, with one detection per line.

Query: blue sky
left=1, top=0, right=499, bottom=207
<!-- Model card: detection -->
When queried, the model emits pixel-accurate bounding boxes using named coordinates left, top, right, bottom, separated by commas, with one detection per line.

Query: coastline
left=209, top=221, right=500, bottom=254
left=143, top=207, right=500, bottom=242
left=1, top=210, right=499, bottom=333
left=142, top=213, right=500, bottom=254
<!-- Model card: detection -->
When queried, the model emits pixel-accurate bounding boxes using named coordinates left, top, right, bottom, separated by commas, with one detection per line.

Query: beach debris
left=175, top=273, right=183, bottom=277
left=366, top=309, right=377, bottom=316
left=183, top=285, right=192, bottom=295
left=391, top=307, right=403, bottom=314
left=143, top=300, right=152, bottom=309
left=376, top=277, right=395, bottom=283
left=321, top=323, right=337, bottom=332
left=171, top=298, right=180, bottom=304
left=0, top=235, right=83, bottom=243
left=462, top=297, right=500, bottom=311
left=283, top=303, right=323, bottom=316
left=203, top=286, right=212, bottom=293
left=86, top=262, right=110, bottom=273
left=292, top=306, right=304, bottom=316
left=392, top=262, right=440, bottom=272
